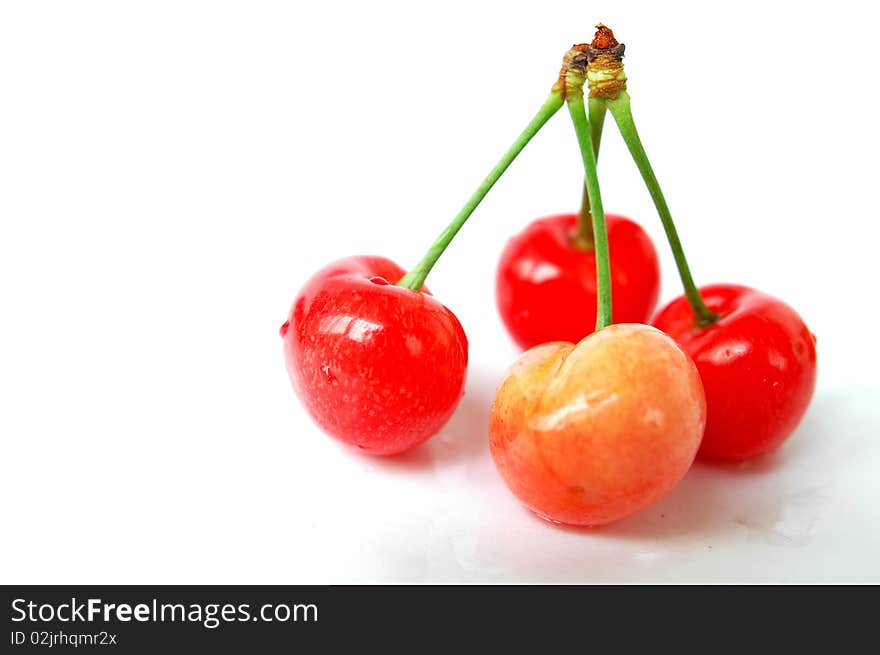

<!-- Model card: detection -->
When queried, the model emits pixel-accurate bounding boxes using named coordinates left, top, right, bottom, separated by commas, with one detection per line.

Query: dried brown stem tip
left=553, top=43, right=590, bottom=98
left=591, top=24, right=619, bottom=50
left=586, top=23, right=627, bottom=99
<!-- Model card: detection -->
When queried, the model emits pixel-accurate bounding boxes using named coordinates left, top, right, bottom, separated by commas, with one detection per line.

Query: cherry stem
left=567, top=94, right=612, bottom=330
left=604, top=91, right=719, bottom=325
left=575, top=98, right=608, bottom=248
left=397, top=92, right=565, bottom=291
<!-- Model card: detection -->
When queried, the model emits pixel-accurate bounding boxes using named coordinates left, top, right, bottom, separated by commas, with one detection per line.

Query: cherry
left=496, top=212, right=660, bottom=349
left=281, top=255, right=467, bottom=455
left=653, top=284, right=817, bottom=460
left=489, top=324, right=706, bottom=526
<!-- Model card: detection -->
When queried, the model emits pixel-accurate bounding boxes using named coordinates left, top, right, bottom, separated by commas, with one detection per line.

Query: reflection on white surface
left=304, top=385, right=875, bottom=583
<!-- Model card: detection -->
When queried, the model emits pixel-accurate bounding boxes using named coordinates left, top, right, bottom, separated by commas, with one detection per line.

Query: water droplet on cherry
left=369, top=276, right=390, bottom=285
left=279, top=321, right=290, bottom=337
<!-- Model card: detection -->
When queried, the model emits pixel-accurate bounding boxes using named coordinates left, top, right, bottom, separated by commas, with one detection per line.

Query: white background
left=2, top=1, right=878, bottom=583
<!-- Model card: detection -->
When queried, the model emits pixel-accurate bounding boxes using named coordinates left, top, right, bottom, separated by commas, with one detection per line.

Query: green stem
left=575, top=98, right=608, bottom=246
left=589, top=96, right=608, bottom=156
left=398, top=92, right=565, bottom=291
left=567, top=94, right=612, bottom=330
left=605, top=90, right=718, bottom=325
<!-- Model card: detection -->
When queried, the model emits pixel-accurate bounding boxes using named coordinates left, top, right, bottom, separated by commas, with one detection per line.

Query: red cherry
left=282, top=255, right=468, bottom=455
left=496, top=213, right=660, bottom=349
left=653, top=284, right=817, bottom=461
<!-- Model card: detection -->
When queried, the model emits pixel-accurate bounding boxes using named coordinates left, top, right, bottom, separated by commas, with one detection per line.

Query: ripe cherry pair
left=281, top=26, right=817, bottom=526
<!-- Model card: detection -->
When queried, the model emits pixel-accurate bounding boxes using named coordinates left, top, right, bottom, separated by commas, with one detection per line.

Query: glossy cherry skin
left=490, top=324, right=706, bottom=527
left=653, top=284, right=817, bottom=461
left=281, top=255, right=468, bottom=455
left=496, top=213, right=660, bottom=349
